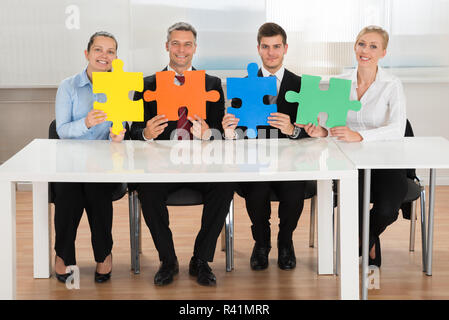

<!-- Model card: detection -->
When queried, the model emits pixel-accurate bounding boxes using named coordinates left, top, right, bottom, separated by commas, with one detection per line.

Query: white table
left=0, top=138, right=358, bottom=300
left=335, top=136, right=449, bottom=300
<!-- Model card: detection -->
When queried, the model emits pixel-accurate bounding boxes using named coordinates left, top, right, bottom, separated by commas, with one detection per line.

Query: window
left=266, top=0, right=449, bottom=80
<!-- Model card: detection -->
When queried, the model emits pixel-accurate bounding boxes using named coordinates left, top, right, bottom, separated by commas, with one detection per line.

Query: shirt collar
left=167, top=65, right=193, bottom=76
left=76, top=67, right=92, bottom=88
left=352, top=65, right=392, bottom=88
left=261, top=65, right=285, bottom=82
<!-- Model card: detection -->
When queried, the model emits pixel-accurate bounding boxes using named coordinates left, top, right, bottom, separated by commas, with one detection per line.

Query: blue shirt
left=55, top=68, right=111, bottom=140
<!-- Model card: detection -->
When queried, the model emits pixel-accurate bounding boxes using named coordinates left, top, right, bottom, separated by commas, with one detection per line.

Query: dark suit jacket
left=232, top=68, right=309, bottom=139
left=130, top=67, right=225, bottom=141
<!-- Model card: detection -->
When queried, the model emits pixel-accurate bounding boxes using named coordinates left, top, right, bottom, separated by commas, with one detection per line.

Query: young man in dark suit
left=222, top=22, right=309, bottom=271
left=130, top=22, right=234, bottom=286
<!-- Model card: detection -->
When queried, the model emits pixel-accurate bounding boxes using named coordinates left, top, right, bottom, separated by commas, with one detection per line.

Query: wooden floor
left=15, top=186, right=449, bottom=300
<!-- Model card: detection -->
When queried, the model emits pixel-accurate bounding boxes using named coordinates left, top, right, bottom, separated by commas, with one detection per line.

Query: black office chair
left=128, top=186, right=234, bottom=273
left=48, top=120, right=131, bottom=262
left=401, top=119, right=427, bottom=268
left=233, top=180, right=319, bottom=247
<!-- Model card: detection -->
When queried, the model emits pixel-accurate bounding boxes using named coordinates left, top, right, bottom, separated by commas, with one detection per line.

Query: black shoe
left=154, top=260, right=179, bottom=286
left=56, top=271, right=72, bottom=283
left=95, top=253, right=112, bottom=283
left=250, top=243, right=271, bottom=270
left=278, top=242, right=296, bottom=270
left=189, top=256, right=216, bottom=286
left=55, top=255, right=72, bottom=283
left=95, top=271, right=111, bottom=283
left=369, top=236, right=382, bottom=267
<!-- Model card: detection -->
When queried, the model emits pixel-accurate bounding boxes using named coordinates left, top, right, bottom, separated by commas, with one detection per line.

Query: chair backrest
left=404, top=119, right=417, bottom=180
left=50, top=120, right=131, bottom=140
left=166, top=188, right=204, bottom=206
left=49, top=119, right=60, bottom=139
left=234, top=180, right=318, bottom=202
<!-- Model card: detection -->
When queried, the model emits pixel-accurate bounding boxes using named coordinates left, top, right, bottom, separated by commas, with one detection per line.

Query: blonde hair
left=355, top=25, right=389, bottom=50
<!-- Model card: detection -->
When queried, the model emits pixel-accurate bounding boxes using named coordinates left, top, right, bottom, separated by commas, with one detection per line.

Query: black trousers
left=137, top=182, right=235, bottom=263
left=358, top=169, right=408, bottom=239
left=239, top=181, right=306, bottom=247
left=53, top=182, right=117, bottom=266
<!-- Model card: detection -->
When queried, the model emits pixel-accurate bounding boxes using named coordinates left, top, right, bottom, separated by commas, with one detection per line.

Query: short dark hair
left=167, top=22, right=197, bottom=43
left=257, top=22, right=287, bottom=45
left=87, top=31, right=118, bottom=52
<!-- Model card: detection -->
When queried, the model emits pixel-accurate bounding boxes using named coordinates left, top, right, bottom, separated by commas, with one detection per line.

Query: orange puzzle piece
left=143, top=70, right=220, bottom=120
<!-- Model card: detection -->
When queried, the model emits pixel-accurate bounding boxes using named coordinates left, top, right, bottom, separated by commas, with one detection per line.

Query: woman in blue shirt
left=53, top=31, right=125, bottom=283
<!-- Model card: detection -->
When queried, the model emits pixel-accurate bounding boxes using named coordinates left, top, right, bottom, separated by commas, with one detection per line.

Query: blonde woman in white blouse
left=296, top=25, right=407, bottom=267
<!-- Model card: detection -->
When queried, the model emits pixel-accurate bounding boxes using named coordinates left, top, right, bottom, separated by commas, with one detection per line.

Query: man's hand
left=295, top=117, right=328, bottom=138
left=85, top=109, right=107, bottom=128
left=109, top=127, right=126, bottom=143
left=267, top=112, right=294, bottom=135
left=143, top=114, right=168, bottom=140
left=329, top=126, right=363, bottom=142
left=188, top=115, right=211, bottom=140
left=222, top=113, right=239, bottom=139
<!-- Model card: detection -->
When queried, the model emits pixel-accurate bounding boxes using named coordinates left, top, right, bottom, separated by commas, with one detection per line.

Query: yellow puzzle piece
left=92, top=59, right=144, bottom=135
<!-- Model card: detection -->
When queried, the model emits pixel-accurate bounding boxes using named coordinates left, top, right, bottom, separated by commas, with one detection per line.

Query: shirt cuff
left=142, top=130, right=153, bottom=141
left=223, top=131, right=237, bottom=140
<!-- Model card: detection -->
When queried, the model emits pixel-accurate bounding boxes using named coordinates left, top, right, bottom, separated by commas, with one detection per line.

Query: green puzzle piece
left=285, top=74, right=361, bottom=127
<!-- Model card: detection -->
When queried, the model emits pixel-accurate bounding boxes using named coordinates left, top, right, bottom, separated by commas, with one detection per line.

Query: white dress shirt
left=261, top=65, right=285, bottom=94
left=339, top=66, right=406, bottom=142
left=260, top=65, right=300, bottom=138
left=142, top=65, right=193, bottom=141
left=168, top=65, right=193, bottom=84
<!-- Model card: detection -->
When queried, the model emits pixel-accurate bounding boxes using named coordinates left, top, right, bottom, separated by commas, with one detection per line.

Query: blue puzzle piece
left=226, top=63, right=277, bottom=138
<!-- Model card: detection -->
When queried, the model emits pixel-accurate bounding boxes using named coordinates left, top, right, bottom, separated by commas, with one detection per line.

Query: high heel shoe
left=95, top=253, right=112, bottom=283
left=369, top=236, right=382, bottom=267
left=55, top=256, right=72, bottom=283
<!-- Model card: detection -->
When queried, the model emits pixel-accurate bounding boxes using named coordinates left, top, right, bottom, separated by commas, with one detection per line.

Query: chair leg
left=220, top=226, right=226, bottom=252
left=128, top=191, right=135, bottom=272
left=138, top=207, right=142, bottom=254
left=225, top=199, right=234, bottom=272
left=409, top=200, right=417, bottom=252
left=420, top=187, right=427, bottom=272
left=309, top=195, right=316, bottom=248
left=133, top=191, right=141, bottom=274
left=334, top=198, right=340, bottom=276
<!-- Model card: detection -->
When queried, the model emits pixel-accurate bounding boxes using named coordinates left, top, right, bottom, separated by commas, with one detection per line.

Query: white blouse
left=339, top=66, right=406, bottom=142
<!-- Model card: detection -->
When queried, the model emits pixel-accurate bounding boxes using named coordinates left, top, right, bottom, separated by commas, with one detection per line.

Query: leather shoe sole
left=278, top=259, right=296, bottom=270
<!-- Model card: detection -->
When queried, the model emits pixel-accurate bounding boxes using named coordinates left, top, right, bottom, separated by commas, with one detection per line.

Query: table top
left=0, top=138, right=355, bottom=183
left=335, top=136, right=449, bottom=169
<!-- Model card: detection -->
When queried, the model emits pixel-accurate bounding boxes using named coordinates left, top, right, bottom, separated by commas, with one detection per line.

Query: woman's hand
left=329, top=126, right=363, bottom=142
left=85, top=109, right=107, bottom=128
left=110, top=127, right=126, bottom=142
left=295, top=117, right=328, bottom=137
left=222, top=113, right=239, bottom=139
